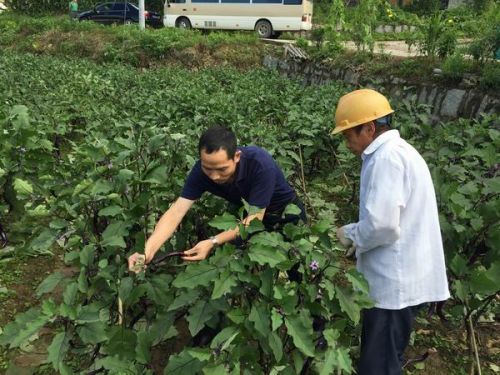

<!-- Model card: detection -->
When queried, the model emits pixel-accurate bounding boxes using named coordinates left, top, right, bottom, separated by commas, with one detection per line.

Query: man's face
left=200, top=148, right=241, bottom=184
left=342, top=123, right=375, bottom=156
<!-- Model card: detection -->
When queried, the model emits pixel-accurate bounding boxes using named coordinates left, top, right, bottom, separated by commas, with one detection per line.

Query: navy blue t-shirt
left=181, top=146, right=295, bottom=212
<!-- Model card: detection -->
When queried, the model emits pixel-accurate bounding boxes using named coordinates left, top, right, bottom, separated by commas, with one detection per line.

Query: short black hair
left=198, top=126, right=237, bottom=159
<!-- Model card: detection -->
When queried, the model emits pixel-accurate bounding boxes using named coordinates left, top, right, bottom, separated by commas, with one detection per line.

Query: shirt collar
left=362, top=129, right=400, bottom=160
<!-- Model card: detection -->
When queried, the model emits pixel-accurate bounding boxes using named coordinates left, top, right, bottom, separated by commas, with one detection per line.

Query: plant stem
left=468, top=312, right=482, bottom=375
left=298, top=145, right=316, bottom=217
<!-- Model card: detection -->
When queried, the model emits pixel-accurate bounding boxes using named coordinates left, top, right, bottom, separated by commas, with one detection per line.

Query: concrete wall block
left=462, top=91, right=481, bottom=118
left=427, top=87, right=438, bottom=107
left=485, top=99, right=500, bottom=114
left=440, top=89, right=466, bottom=117
left=418, top=86, right=428, bottom=104
left=432, top=91, right=445, bottom=115
left=477, top=95, right=490, bottom=115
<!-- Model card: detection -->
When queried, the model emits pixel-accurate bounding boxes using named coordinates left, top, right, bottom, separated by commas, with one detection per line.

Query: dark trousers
left=358, top=305, right=421, bottom=375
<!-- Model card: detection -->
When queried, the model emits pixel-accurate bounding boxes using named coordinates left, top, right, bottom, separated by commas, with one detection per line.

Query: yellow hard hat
left=332, top=89, right=394, bottom=134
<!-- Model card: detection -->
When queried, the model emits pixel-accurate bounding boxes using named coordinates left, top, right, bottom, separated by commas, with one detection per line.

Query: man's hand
left=336, top=226, right=353, bottom=247
left=182, top=239, right=214, bottom=261
left=128, top=253, right=146, bottom=273
left=336, top=226, right=356, bottom=258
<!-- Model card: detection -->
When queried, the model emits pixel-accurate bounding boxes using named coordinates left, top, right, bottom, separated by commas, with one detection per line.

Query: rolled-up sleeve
left=344, top=157, right=407, bottom=253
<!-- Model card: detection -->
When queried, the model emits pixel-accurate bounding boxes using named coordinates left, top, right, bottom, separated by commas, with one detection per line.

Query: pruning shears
left=130, top=251, right=185, bottom=274
left=148, top=251, right=184, bottom=272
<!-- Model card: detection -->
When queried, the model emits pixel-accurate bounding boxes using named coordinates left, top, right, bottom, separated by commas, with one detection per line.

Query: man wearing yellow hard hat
left=333, top=89, right=450, bottom=375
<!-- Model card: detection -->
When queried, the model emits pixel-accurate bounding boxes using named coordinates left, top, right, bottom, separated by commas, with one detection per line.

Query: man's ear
left=233, top=150, right=241, bottom=163
left=366, top=121, right=376, bottom=137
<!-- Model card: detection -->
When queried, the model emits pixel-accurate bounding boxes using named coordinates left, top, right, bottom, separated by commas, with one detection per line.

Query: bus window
left=252, top=0, right=283, bottom=3
left=284, top=0, right=302, bottom=4
left=192, top=0, right=220, bottom=3
left=221, top=0, right=251, bottom=3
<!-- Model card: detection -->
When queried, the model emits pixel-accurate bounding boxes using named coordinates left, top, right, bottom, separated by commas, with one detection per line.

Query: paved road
left=264, top=38, right=474, bottom=58
left=342, top=40, right=420, bottom=57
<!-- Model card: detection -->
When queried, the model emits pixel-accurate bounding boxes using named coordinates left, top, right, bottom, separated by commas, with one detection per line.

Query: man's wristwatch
left=209, top=236, right=219, bottom=247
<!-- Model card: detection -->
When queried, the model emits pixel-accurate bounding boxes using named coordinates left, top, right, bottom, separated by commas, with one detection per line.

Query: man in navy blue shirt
left=128, top=126, right=305, bottom=269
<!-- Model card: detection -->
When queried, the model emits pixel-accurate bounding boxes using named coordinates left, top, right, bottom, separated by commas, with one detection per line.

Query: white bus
left=163, top=0, right=313, bottom=38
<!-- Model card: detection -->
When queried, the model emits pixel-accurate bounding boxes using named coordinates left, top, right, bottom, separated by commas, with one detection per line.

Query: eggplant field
left=0, top=48, right=498, bottom=375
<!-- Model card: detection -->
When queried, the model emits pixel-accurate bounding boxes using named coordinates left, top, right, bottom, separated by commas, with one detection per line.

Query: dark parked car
left=78, top=2, right=162, bottom=28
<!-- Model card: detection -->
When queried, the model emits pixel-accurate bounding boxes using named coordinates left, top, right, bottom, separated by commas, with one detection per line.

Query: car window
left=96, top=3, right=113, bottom=11
left=112, top=3, right=126, bottom=10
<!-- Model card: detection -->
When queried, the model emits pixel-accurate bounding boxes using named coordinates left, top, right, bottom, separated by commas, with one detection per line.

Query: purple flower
left=309, top=260, right=320, bottom=271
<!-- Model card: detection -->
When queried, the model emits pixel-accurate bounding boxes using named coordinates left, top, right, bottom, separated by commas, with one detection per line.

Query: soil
left=0, top=251, right=66, bottom=327
left=0, top=247, right=71, bottom=374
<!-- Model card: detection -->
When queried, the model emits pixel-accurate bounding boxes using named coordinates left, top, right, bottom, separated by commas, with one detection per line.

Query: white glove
left=337, top=226, right=356, bottom=258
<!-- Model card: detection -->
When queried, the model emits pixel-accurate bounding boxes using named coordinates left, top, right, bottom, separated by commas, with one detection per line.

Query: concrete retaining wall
left=263, top=55, right=499, bottom=121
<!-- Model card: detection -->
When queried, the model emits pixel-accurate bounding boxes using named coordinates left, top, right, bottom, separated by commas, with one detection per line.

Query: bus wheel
left=255, top=20, right=272, bottom=39
left=176, top=17, right=191, bottom=29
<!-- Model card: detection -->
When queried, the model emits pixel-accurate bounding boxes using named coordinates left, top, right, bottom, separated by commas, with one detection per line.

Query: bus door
left=165, top=0, right=190, bottom=25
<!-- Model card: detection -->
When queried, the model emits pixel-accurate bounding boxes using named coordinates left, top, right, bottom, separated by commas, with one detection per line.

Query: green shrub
left=471, top=0, right=494, bottom=13
left=441, top=53, right=467, bottom=82
left=467, top=2, right=500, bottom=62
left=206, top=30, right=258, bottom=48
left=295, top=37, right=309, bottom=50
left=0, top=14, right=263, bottom=67
left=0, top=17, right=20, bottom=32
left=377, top=1, right=420, bottom=26
left=468, top=39, right=485, bottom=61
left=417, top=12, right=445, bottom=58
left=311, top=27, right=326, bottom=48
left=398, top=58, right=420, bottom=77
left=404, top=0, right=441, bottom=16
left=348, top=0, right=379, bottom=52
left=437, top=28, right=457, bottom=59
left=480, top=63, right=500, bottom=90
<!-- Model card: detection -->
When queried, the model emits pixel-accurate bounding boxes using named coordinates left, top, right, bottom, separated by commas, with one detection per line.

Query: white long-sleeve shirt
left=344, top=130, right=450, bottom=310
